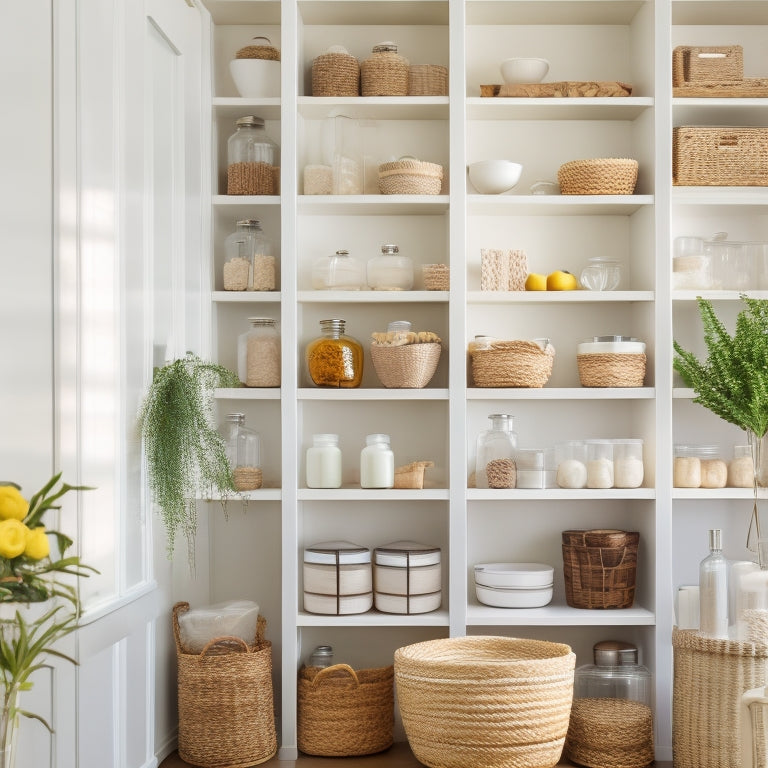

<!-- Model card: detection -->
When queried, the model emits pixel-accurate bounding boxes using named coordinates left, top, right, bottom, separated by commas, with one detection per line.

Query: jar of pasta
left=306, top=318, right=363, bottom=388
left=237, top=317, right=281, bottom=387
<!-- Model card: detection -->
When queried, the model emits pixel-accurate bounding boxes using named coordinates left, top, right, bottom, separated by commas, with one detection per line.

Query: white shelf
left=298, top=195, right=450, bottom=215
left=466, top=0, right=649, bottom=25
left=672, top=188, right=768, bottom=208
left=297, top=0, right=449, bottom=26
left=298, top=290, right=448, bottom=303
left=298, top=388, right=450, bottom=400
left=467, top=195, right=654, bottom=216
left=202, top=0, right=281, bottom=25
left=671, top=0, right=768, bottom=25
left=203, top=489, right=282, bottom=502
left=468, top=290, right=654, bottom=303
left=215, top=387, right=280, bottom=400
left=467, top=387, right=655, bottom=400
left=468, top=488, right=656, bottom=500
left=673, top=488, right=768, bottom=500
left=213, top=195, right=280, bottom=206
left=467, top=97, right=654, bottom=121
left=299, top=488, right=450, bottom=501
left=298, top=96, right=449, bottom=120
left=673, top=291, right=768, bottom=302
left=466, top=603, right=655, bottom=626
left=213, top=291, right=282, bottom=303
left=213, top=98, right=281, bottom=121
left=297, top=609, right=450, bottom=627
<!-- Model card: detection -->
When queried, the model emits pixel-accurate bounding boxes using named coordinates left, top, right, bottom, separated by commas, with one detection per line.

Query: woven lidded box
left=672, top=45, right=743, bottom=86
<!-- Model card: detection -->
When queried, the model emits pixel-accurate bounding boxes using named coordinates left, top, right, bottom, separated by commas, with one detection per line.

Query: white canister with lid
left=360, top=434, right=395, bottom=488
left=303, top=540, right=372, bottom=615
left=306, top=434, right=342, bottom=489
left=373, top=541, right=442, bottom=614
left=576, top=336, right=646, bottom=355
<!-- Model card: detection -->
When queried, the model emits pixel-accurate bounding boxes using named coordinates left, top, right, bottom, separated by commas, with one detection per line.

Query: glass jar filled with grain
left=223, top=219, right=275, bottom=291
left=221, top=412, right=262, bottom=491
left=306, top=318, right=363, bottom=388
left=226, top=116, right=279, bottom=195
left=237, top=317, right=281, bottom=387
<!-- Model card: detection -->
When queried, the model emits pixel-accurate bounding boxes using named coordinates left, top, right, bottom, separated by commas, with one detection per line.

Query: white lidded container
left=360, top=433, right=395, bottom=488
left=373, top=540, right=442, bottom=614
left=474, top=563, right=554, bottom=608
left=303, top=540, right=372, bottom=615
left=306, top=433, right=342, bottom=488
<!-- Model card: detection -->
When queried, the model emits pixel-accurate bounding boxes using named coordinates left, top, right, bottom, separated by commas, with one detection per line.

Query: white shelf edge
left=299, top=488, right=449, bottom=501
left=298, top=290, right=448, bottom=303
left=298, top=388, right=450, bottom=400
left=298, top=195, right=450, bottom=215
left=466, top=96, right=654, bottom=121
left=297, top=609, right=450, bottom=627
left=200, top=489, right=282, bottom=502
left=673, top=290, right=768, bottom=301
left=467, top=488, right=655, bottom=501
left=213, top=195, right=280, bottom=206
left=297, top=96, right=449, bottom=120
left=467, top=387, right=655, bottom=400
left=213, top=291, right=282, bottom=302
left=466, top=603, right=655, bottom=626
left=468, top=194, right=654, bottom=215
left=673, top=488, right=768, bottom=500
left=215, top=387, right=280, bottom=400
left=672, top=188, right=768, bottom=206
left=468, top=290, right=654, bottom=303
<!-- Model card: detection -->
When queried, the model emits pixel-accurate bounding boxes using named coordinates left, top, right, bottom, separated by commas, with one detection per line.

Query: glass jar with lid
left=311, top=249, right=364, bottom=290
left=223, top=219, right=275, bottom=291
left=306, top=318, right=363, bottom=388
left=475, top=414, right=518, bottom=489
left=237, top=317, right=281, bottom=387
left=226, top=115, right=279, bottom=195
left=367, top=244, right=414, bottom=291
left=673, top=444, right=726, bottom=488
left=574, top=640, right=652, bottom=706
left=221, top=413, right=262, bottom=491
left=307, top=645, right=334, bottom=668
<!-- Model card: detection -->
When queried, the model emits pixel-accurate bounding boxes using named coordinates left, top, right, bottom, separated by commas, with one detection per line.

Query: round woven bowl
left=378, top=159, right=444, bottom=195
left=394, top=636, right=575, bottom=768
left=370, top=343, right=441, bottom=388
left=312, top=52, right=360, bottom=96
left=558, top=158, right=639, bottom=195
left=470, top=340, right=554, bottom=388
left=577, top=352, right=646, bottom=387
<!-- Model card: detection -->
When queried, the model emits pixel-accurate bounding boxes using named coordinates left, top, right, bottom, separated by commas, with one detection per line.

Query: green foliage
left=137, top=353, right=241, bottom=558
left=673, top=296, right=768, bottom=439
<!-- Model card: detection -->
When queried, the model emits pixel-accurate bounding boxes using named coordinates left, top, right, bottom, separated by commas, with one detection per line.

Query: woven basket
left=561, top=529, right=639, bottom=609
left=558, top=158, right=638, bottom=195
left=470, top=340, right=554, bottom=388
left=408, top=64, right=448, bottom=96
left=361, top=47, right=409, bottom=96
left=235, top=36, right=280, bottom=61
left=312, top=51, right=360, bottom=96
left=422, top=263, right=450, bottom=290
left=672, top=45, right=743, bottom=86
left=480, top=248, right=528, bottom=291
left=297, top=663, right=394, bottom=756
left=394, top=635, right=576, bottom=768
left=370, top=342, right=441, bottom=388
left=577, top=352, right=646, bottom=387
left=378, top=158, right=443, bottom=195
left=673, top=628, right=768, bottom=768
left=227, top=161, right=278, bottom=195
left=173, top=602, right=277, bottom=768
left=673, top=126, right=768, bottom=187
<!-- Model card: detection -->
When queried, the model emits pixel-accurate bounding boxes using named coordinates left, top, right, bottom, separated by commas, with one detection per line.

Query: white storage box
left=303, top=540, right=372, bottom=615
left=474, top=563, right=554, bottom=608
left=177, top=599, right=260, bottom=653
left=373, top=541, right=442, bottom=614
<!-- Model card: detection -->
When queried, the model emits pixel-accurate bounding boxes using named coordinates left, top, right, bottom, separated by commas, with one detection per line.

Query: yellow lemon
left=0, top=519, right=29, bottom=559
left=0, top=486, right=28, bottom=521
left=546, top=270, right=579, bottom=290
left=24, top=526, right=50, bottom=561
left=525, top=272, right=547, bottom=291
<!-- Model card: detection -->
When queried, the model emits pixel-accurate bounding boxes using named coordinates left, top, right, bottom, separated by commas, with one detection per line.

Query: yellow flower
left=0, top=519, right=28, bottom=559
left=24, top=527, right=50, bottom=561
left=0, top=486, right=28, bottom=521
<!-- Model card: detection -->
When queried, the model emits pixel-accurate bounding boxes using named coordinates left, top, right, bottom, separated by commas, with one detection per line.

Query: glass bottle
left=221, top=413, right=262, bottom=491
left=223, top=219, right=275, bottom=292
left=331, top=115, right=363, bottom=195
left=306, top=434, right=343, bottom=489
left=574, top=640, right=652, bottom=706
left=475, top=414, right=518, bottom=489
left=310, top=249, right=364, bottom=290
left=306, top=318, right=363, bottom=388
left=226, top=115, right=279, bottom=195
left=367, top=244, right=414, bottom=291
left=360, top=434, right=395, bottom=489
left=308, top=645, right=334, bottom=668
left=699, top=528, right=728, bottom=639
left=237, top=317, right=280, bottom=387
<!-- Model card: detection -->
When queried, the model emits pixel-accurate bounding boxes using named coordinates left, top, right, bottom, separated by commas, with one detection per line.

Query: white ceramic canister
left=373, top=541, right=442, bottom=603
left=306, top=433, right=342, bottom=488
left=360, top=433, right=394, bottom=488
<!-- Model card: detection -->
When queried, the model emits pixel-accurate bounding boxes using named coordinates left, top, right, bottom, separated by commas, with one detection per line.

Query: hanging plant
left=137, top=353, right=241, bottom=559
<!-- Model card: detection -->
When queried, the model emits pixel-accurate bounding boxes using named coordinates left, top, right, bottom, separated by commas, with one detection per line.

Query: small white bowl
left=229, top=58, right=280, bottom=98
left=475, top=583, right=554, bottom=609
left=500, top=57, right=550, bottom=84
left=468, top=160, right=523, bottom=195
left=474, top=563, right=554, bottom=589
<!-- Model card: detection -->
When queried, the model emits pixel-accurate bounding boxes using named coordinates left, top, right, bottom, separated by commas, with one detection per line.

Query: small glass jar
left=580, top=257, right=622, bottom=291
left=306, top=318, right=363, bottom=388
left=360, top=433, right=395, bottom=489
left=729, top=444, right=755, bottom=488
left=367, top=244, right=414, bottom=291
left=361, top=42, right=409, bottom=96
left=574, top=640, right=652, bottom=706
left=674, top=444, right=726, bottom=488
left=221, top=413, right=262, bottom=491
left=306, top=434, right=343, bottom=489
left=237, top=317, right=281, bottom=387
left=223, top=219, right=275, bottom=291
left=556, top=441, right=588, bottom=489
left=226, top=115, right=279, bottom=195
left=475, top=414, right=518, bottom=489
left=311, top=249, right=364, bottom=290
left=386, top=319, right=412, bottom=343
left=612, top=439, right=644, bottom=488
left=585, top=439, right=614, bottom=489
left=308, top=645, right=334, bottom=668
left=515, top=449, right=545, bottom=489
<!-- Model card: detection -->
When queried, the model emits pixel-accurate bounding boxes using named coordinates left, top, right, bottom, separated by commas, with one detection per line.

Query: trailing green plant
left=137, top=353, right=241, bottom=558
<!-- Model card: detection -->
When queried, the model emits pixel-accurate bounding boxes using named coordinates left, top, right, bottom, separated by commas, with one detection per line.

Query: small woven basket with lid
left=361, top=42, right=409, bottom=96
left=235, top=35, right=280, bottom=61
left=312, top=46, right=360, bottom=96
left=378, top=158, right=443, bottom=195
left=558, top=158, right=639, bottom=195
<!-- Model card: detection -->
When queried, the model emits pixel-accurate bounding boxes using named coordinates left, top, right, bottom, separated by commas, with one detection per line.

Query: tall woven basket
left=173, top=602, right=277, bottom=768
left=395, top=636, right=576, bottom=768
left=673, top=628, right=768, bottom=768
left=297, top=663, right=394, bottom=756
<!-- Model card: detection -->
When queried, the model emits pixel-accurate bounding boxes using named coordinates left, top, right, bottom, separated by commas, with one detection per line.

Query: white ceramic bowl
left=468, top=160, right=523, bottom=194
left=500, top=57, right=550, bottom=84
left=229, top=58, right=280, bottom=97
left=475, top=583, right=554, bottom=608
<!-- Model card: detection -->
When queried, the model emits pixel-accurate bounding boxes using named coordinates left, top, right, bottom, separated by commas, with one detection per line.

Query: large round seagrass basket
left=394, top=636, right=575, bottom=768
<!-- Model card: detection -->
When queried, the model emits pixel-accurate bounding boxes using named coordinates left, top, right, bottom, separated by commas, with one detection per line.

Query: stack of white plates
left=474, top=563, right=554, bottom=608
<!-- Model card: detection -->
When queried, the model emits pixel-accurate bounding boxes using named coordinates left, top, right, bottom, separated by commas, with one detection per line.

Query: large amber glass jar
left=306, top=318, right=363, bottom=388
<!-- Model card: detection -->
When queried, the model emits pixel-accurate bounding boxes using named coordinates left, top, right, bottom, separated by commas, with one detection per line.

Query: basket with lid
left=577, top=336, right=646, bottom=387
left=378, top=157, right=443, bottom=195
left=361, top=42, right=409, bottom=96
left=303, top=540, right=372, bottom=615
left=312, top=45, right=360, bottom=97
left=230, top=36, right=280, bottom=98
left=373, top=541, right=442, bottom=614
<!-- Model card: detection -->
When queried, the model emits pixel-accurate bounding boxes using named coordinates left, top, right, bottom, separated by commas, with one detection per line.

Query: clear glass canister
left=311, top=249, right=365, bottom=290
left=237, top=317, right=281, bottom=387
left=475, top=414, right=518, bottom=489
left=223, top=219, right=275, bottom=291
left=227, top=115, right=279, bottom=195
left=574, top=640, right=652, bottom=706
left=556, top=440, right=588, bottom=489
left=221, top=413, right=262, bottom=491
left=673, top=444, right=726, bottom=488
left=306, top=318, right=363, bottom=388
left=729, top=444, right=755, bottom=488
left=361, top=42, right=409, bottom=96
left=367, top=244, right=414, bottom=291
left=585, top=439, right=614, bottom=489
left=308, top=645, right=334, bottom=668
left=306, top=434, right=343, bottom=489
left=360, top=433, right=395, bottom=489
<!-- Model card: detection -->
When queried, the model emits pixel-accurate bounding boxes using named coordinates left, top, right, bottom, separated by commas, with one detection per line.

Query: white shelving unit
left=198, top=0, right=768, bottom=761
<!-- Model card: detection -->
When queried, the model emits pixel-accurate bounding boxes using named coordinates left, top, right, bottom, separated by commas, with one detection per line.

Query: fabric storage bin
left=173, top=602, right=278, bottom=768
left=303, top=540, right=372, bottom=615
left=672, top=45, right=743, bottom=86
left=374, top=540, right=441, bottom=614
left=298, top=663, right=394, bottom=756
left=470, top=339, right=555, bottom=388
left=311, top=46, right=360, bottom=96
left=378, top=158, right=443, bottom=195
left=361, top=42, right=409, bottom=96
left=673, top=126, right=768, bottom=186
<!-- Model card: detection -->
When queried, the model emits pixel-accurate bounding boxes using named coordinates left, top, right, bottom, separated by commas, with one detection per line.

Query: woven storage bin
left=370, top=342, right=441, bottom=388
left=312, top=50, right=360, bottom=96
left=562, top=529, right=639, bottom=609
left=480, top=248, right=528, bottom=291
left=394, top=635, right=575, bottom=768
left=577, top=352, right=646, bottom=387
left=361, top=43, right=409, bottom=96
left=173, top=602, right=277, bottom=768
left=470, top=340, right=555, bottom=388
left=297, top=663, right=394, bottom=756
left=672, top=45, right=743, bottom=86
left=673, top=126, right=768, bottom=186
left=422, top=263, right=449, bottom=290
left=235, top=36, right=280, bottom=61
left=408, top=64, right=448, bottom=96
left=558, top=158, right=638, bottom=195
left=378, top=158, right=443, bottom=195
left=673, top=628, right=768, bottom=768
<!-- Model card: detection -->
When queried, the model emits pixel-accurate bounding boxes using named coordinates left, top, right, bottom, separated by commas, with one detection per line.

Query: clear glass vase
left=747, top=430, right=768, bottom=567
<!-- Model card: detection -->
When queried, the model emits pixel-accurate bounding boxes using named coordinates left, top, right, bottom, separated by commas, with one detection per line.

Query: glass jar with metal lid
left=220, top=412, right=262, bottom=491
left=306, top=318, right=363, bottom=388
left=223, top=219, right=275, bottom=291
left=367, top=244, right=414, bottom=291
left=237, top=317, right=280, bottom=387
left=311, top=249, right=364, bottom=290
left=226, top=115, right=279, bottom=195
left=574, top=640, right=652, bottom=706
left=475, top=414, right=518, bottom=489
left=361, top=42, right=409, bottom=96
